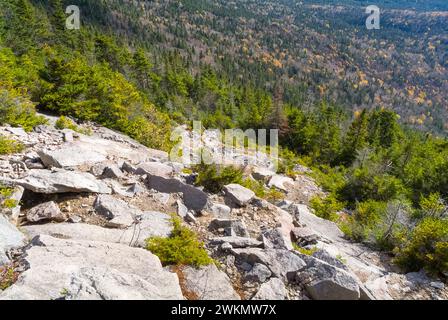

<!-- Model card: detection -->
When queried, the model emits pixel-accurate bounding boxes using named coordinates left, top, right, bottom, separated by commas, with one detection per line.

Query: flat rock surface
left=0, top=235, right=183, bottom=300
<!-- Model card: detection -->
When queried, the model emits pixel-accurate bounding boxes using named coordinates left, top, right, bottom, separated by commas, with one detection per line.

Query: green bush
left=310, top=194, right=345, bottom=222
left=0, top=88, right=47, bottom=132
left=0, top=265, right=17, bottom=290
left=394, top=217, right=448, bottom=275
left=145, top=215, right=213, bottom=267
left=340, top=200, right=386, bottom=242
left=0, top=136, right=25, bottom=155
left=194, top=163, right=243, bottom=193
left=55, top=116, right=92, bottom=135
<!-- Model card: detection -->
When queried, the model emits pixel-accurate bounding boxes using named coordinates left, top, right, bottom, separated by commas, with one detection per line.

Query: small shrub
left=146, top=215, right=213, bottom=267
left=293, top=243, right=318, bottom=256
left=310, top=194, right=345, bottom=222
left=2, top=199, right=17, bottom=209
left=340, top=200, right=386, bottom=242
left=394, top=217, right=448, bottom=275
left=0, top=136, right=24, bottom=155
left=55, top=116, right=92, bottom=135
left=194, top=163, right=243, bottom=193
left=0, top=265, right=18, bottom=290
left=0, top=88, right=47, bottom=132
left=0, top=185, right=14, bottom=198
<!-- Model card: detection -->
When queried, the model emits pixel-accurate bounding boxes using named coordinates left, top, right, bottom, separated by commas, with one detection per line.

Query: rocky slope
left=0, top=116, right=446, bottom=300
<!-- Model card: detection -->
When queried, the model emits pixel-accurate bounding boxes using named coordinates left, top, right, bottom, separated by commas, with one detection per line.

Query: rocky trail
left=0, top=117, right=446, bottom=300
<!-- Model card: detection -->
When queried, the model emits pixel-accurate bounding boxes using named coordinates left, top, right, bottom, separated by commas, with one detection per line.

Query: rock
left=276, top=200, right=292, bottom=211
left=37, top=147, right=107, bottom=168
left=146, top=175, right=208, bottom=211
left=224, top=184, right=255, bottom=206
left=13, top=169, right=112, bottom=194
left=0, top=214, right=25, bottom=265
left=121, top=162, right=137, bottom=174
left=94, top=195, right=139, bottom=228
left=176, top=200, right=188, bottom=218
left=231, top=248, right=306, bottom=281
left=90, top=163, right=107, bottom=177
left=430, top=281, right=445, bottom=290
left=68, top=215, right=82, bottom=223
left=221, top=242, right=233, bottom=251
left=26, top=201, right=65, bottom=223
left=252, top=278, right=287, bottom=300
left=153, top=192, right=170, bottom=205
left=107, top=179, right=134, bottom=197
left=210, top=236, right=263, bottom=248
left=185, top=211, right=197, bottom=223
left=261, top=228, right=293, bottom=250
left=245, top=263, right=272, bottom=283
left=297, top=256, right=361, bottom=300
left=268, top=175, right=294, bottom=192
left=182, top=264, right=240, bottom=300
left=62, top=130, right=74, bottom=142
left=6, top=127, right=28, bottom=138
left=291, top=227, right=320, bottom=246
left=24, top=158, right=45, bottom=170
left=207, top=202, right=231, bottom=218
left=252, top=167, right=275, bottom=181
left=101, top=165, right=124, bottom=179
left=136, top=162, right=174, bottom=178
left=311, top=249, right=349, bottom=272
left=0, top=235, right=183, bottom=300
left=23, top=213, right=172, bottom=247
left=127, top=183, right=145, bottom=196
left=209, top=219, right=249, bottom=237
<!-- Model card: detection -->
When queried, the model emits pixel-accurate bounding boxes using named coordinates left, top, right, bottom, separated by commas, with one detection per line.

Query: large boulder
left=146, top=176, right=208, bottom=211
left=252, top=278, right=287, bottom=300
left=38, top=147, right=107, bottom=169
left=0, top=235, right=183, bottom=300
left=181, top=264, right=240, bottom=300
left=0, top=215, right=25, bottom=265
left=224, top=184, right=255, bottom=206
left=296, top=255, right=361, bottom=300
left=26, top=201, right=65, bottom=223
left=23, top=215, right=172, bottom=248
left=13, top=169, right=112, bottom=194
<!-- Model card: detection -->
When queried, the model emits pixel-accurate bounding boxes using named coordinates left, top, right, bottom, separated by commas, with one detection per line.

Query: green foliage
left=310, top=195, right=345, bottom=222
left=0, top=135, right=24, bottom=154
left=394, top=217, right=448, bottom=275
left=55, top=116, right=92, bottom=135
left=2, top=198, right=17, bottom=209
left=0, top=265, right=17, bottom=290
left=194, top=163, right=243, bottom=193
left=145, top=215, right=213, bottom=268
left=340, top=200, right=386, bottom=242
left=418, top=193, right=447, bottom=219
left=292, top=243, right=318, bottom=256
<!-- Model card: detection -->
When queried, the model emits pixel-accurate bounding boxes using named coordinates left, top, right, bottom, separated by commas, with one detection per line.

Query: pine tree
left=268, top=83, right=289, bottom=137
left=340, top=109, right=369, bottom=166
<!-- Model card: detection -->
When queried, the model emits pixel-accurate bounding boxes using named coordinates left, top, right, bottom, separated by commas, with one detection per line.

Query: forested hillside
left=0, top=0, right=447, bottom=276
